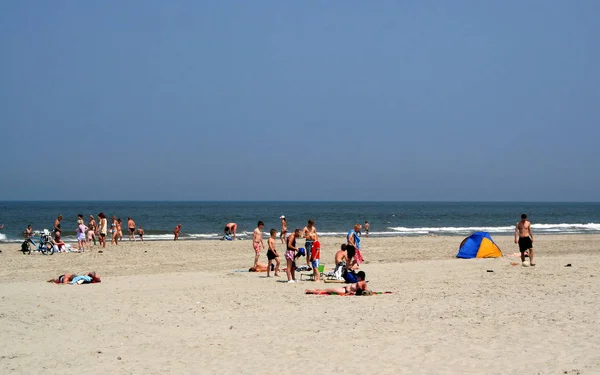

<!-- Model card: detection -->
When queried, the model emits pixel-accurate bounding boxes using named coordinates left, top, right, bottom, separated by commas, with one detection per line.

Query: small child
left=310, top=240, right=321, bottom=282
left=266, top=229, right=280, bottom=277
left=77, top=219, right=88, bottom=252
left=174, top=224, right=181, bottom=241
left=86, top=225, right=95, bottom=247
left=138, top=226, right=144, bottom=241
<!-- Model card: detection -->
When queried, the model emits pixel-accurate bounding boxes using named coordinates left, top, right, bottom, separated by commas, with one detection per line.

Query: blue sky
left=1, top=1, right=598, bottom=201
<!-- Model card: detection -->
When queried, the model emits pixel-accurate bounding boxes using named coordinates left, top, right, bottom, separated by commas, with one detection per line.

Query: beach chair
left=300, top=265, right=325, bottom=280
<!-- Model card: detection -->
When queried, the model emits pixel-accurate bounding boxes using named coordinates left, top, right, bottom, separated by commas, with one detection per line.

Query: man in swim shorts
left=252, top=221, right=265, bottom=267
left=266, top=228, right=280, bottom=277
left=515, top=213, right=535, bottom=266
left=224, top=222, right=237, bottom=240
left=303, top=219, right=318, bottom=269
left=127, top=217, right=136, bottom=241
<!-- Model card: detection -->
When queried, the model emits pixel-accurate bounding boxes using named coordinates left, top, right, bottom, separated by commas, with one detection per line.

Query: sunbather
left=47, top=271, right=101, bottom=284
left=306, top=271, right=367, bottom=295
left=249, top=262, right=270, bottom=272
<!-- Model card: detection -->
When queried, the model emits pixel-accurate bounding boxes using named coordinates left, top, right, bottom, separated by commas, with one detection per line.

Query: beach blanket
left=306, top=291, right=392, bottom=296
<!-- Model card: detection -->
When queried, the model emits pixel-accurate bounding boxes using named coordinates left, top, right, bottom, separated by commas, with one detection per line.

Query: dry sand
left=1, top=235, right=600, bottom=374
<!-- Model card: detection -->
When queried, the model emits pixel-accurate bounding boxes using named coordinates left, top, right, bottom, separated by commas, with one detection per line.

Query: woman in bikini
left=110, top=216, right=119, bottom=245
left=305, top=271, right=367, bottom=295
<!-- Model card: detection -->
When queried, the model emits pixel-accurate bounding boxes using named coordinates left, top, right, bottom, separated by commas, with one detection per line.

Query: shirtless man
left=127, top=217, right=136, bottom=241
left=252, top=221, right=265, bottom=267
left=515, top=213, right=535, bottom=266
left=280, top=216, right=287, bottom=244
left=224, top=222, right=237, bottom=240
left=303, top=219, right=318, bottom=268
left=24, top=225, right=33, bottom=238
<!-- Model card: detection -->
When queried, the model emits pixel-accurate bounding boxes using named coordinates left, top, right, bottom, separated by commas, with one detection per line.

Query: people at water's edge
left=515, top=213, right=535, bottom=266
left=224, top=222, right=237, bottom=240
left=127, top=217, right=136, bottom=241
left=98, top=213, right=107, bottom=250
left=174, top=224, right=181, bottom=241
left=364, top=221, right=370, bottom=238
left=280, top=216, right=287, bottom=244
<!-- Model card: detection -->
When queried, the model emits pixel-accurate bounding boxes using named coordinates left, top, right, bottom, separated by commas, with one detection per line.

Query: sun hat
left=280, top=215, right=285, bottom=219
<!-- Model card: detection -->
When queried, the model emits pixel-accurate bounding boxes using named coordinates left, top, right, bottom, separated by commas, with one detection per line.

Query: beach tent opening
left=456, top=232, right=502, bottom=259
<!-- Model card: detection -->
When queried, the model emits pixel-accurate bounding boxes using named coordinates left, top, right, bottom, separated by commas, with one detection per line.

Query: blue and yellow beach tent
left=456, top=232, right=502, bottom=258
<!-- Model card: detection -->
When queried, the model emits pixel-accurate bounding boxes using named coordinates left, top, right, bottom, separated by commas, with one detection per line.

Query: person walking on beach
left=224, top=222, right=237, bottom=240
left=252, top=221, right=265, bottom=267
left=347, top=224, right=364, bottom=265
left=127, top=217, right=136, bottom=241
left=303, top=219, right=318, bottom=269
left=364, top=221, right=370, bottom=238
left=266, top=228, right=280, bottom=277
left=515, top=213, right=535, bottom=266
left=174, top=224, right=181, bottom=241
left=138, top=226, right=144, bottom=241
left=98, top=213, right=108, bottom=249
left=280, top=216, right=287, bottom=244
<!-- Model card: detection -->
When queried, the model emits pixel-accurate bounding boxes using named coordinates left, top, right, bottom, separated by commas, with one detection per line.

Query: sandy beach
left=1, top=235, right=599, bottom=374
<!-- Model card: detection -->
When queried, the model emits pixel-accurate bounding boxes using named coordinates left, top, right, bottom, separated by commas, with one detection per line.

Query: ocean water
left=0, top=201, right=599, bottom=243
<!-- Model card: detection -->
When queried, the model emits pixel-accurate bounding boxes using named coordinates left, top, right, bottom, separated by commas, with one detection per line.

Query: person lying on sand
left=249, top=262, right=276, bottom=272
left=47, top=271, right=101, bottom=284
left=306, top=271, right=367, bottom=295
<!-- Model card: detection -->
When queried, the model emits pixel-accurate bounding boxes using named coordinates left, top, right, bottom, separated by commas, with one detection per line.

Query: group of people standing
left=47, top=214, right=144, bottom=252
left=249, top=217, right=368, bottom=284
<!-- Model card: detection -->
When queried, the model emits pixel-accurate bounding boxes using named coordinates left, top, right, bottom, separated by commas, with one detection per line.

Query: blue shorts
left=311, top=259, right=319, bottom=268
left=305, top=241, right=313, bottom=259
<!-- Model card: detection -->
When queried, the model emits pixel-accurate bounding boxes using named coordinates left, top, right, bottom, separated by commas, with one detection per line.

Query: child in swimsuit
left=266, top=228, right=280, bottom=277
left=138, top=226, right=144, bottom=241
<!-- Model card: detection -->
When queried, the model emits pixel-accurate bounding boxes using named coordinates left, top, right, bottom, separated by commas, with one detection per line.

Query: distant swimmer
left=224, top=222, right=237, bottom=240
left=515, top=213, right=535, bottom=266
